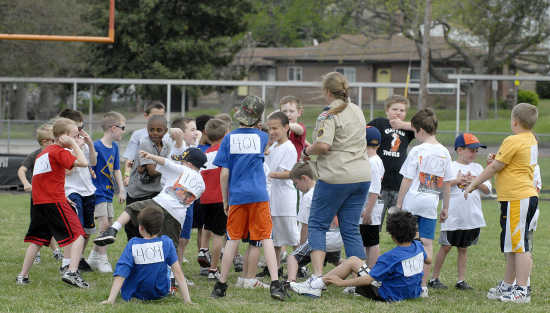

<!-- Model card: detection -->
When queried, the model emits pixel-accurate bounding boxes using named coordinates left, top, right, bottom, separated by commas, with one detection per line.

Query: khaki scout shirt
left=311, top=100, right=371, bottom=184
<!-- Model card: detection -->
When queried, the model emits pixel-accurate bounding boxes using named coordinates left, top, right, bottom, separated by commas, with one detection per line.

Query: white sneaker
left=342, top=286, right=356, bottom=294
left=235, top=276, right=245, bottom=288
left=420, top=286, right=429, bottom=298
left=87, top=255, right=112, bottom=273
left=487, top=281, right=513, bottom=300
left=290, top=276, right=323, bottom=298
left=243, top=278, right=270, bottom=289
left=500, top=285, right=530, bottom=303
left=185, top=278, right=194, bottom=287
left=182, top=256, right=189, bottom=264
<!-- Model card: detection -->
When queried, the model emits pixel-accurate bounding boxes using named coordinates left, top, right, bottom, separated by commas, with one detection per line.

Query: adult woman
left=291, top=72, right=371, bottom=297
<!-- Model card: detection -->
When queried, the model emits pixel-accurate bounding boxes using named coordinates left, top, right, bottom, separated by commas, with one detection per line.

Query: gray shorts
left=380, top=189, right=399, bottom=231
left=94, top=202, right=114, bottom=219
left=125, top=199, right=181, bottom=247
left=272, top=216, right=299, bottom=247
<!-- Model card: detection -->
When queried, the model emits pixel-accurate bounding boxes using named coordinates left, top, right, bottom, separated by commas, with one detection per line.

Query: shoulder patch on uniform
left=323, top=106, right=330, bottom=111
left=317, top=128, right=324, bottom=137
left=317, top=110, right=334, bottom=121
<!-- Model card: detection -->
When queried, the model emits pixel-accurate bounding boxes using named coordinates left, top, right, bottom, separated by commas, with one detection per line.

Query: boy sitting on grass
left=101, top=206, right=192, bottom=304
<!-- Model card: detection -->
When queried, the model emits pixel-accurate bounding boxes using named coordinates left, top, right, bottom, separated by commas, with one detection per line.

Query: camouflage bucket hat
left=233, top=95, right=264, bottom=126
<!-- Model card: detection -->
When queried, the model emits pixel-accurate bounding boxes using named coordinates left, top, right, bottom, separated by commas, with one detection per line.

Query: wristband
left=302, top=147, right=310, bottom=157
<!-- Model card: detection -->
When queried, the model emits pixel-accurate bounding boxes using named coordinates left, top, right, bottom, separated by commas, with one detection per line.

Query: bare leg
left=287, top=255, right=299, bottom=282
left=210, top=234, right=224, bottom=270
left=514, top=252, right=531, bottom=286
left=457, top=247, right=468, bottom=282
left=262, top=239, right=279, bottom=281
left=311, top=250, right=326, bottom=276
left=366, top=245, right=380, bottom=268
left=178, top=238, right=189, bottom=264
left=420, top=238, right=433, bottom=287
left=241, top=245, right=250, bottom=279
left=196, top=228, right=202, bottom=252
left=19, top=243, right=41, bottom=277
left=432, top=245, right=452, bottom=280
left=245, top=245, right=261, bottom=279
left=93, top=216, right=113, bottom=255
left=323, top=256, right=364, bottom=283
left=48, top=238, right=59, bottom=252
left=68, top=236, right=84, bottom=272
left=503, top=252, right=516, bottom=284
left=219, top=240, right=240, bottom=283
left=274, top=246, right=281, bottom=269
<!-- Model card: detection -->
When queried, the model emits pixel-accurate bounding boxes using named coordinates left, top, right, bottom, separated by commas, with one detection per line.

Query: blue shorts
left=416, top=215, right=437, bottom=240
left=180, top=202, right=194, bottom=239
left=68, top=193, right=96, bottom=235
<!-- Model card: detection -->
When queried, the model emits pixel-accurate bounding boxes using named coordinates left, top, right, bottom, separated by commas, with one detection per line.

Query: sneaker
left=87, top=255, right=113, bottom=273
left=61, top=271, right=89, bottom=288
left=343, top=286, right=356, bottom=294
left=270, top=280, right=286, bottom=301
left=243, top=278, right=270, bottom=289
left=186, top=278, right=195, bottom=287
left=182, top=256, right=189, bottom=264
left=211, top=281, right=228, bottom=298
left=289, top=276, right=322, bottom=298
left=256, top=266, right=269, bottom=278
left=420, top=286, right=429, bottom=298
left=93, top=227, right=117, bottom=246
left=16, top=275, right=30, bottom=285
left=487, top=281, right=513, bottom=300
left=33, top=254, right=41, bottom=265
left=233, top=254, right=243, bottom=272
left=208, top=269, right=221, bottom=281
left=428, top=278, right=448, bottom=289
left=52, top=249, right=63, bottom=262
left=235, top=277, right=245, bottom=288
left=78, top=258, right=93, bottom=272
left=59, top=265, right=69, bottom=275
left=297, top=266, right=309, bottom=279
left=455, top=281, right=473, bottom=290
left=500, top=285, right=530, bottom=303
left=199, top=266, right=209, bottom=276
left=197, top=249, right=211, bottom=268
left=282, top=280, right=292, bottom=299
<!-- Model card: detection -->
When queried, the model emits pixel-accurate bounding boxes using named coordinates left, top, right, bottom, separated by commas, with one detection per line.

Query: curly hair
left=386, top=211, right=417, bottom=243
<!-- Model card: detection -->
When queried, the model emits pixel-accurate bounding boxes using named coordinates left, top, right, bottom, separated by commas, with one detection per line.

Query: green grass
left=1, top=193, right=550, bottom=312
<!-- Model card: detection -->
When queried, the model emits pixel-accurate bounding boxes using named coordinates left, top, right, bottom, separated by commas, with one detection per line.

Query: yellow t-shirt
left=494, top=132, right=538, bottom=201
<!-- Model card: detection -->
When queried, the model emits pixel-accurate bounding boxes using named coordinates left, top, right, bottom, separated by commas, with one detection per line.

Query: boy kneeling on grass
left=102, top=206, right=192, bottom=304
left=321, top=211, right=431, bottom=302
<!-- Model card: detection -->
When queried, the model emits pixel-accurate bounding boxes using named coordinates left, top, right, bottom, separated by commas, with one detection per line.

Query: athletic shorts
left=360, top=224, right=380, bottom=247
left=416, top=215, right=437, bottom=240
left=500, top=196, right=538, bottom=253
left=241, top=234, right=263, bottom=247
left=125, top=199, right=182, bottom=247
left=125, top=193, right=158, bottom=241
left=68, top=193, right=96, bottom=235
left=202, top=202, right=227, bottom=236
left=439, top=229, right=480, bottom=248
left=94, top=201, right=114, bottom=219
left=272, top=216, right=299, bottom=247
left=291, top=241, right=341, bottom=267
left=227, top=201, right=272, bottom=241
left=24, top=202, right=85, bottom=247
left=180, top=202, right=194, bottom=239
left=355, top=263, right=386, bottom=301
left=192, top=199, right=207, bottom=229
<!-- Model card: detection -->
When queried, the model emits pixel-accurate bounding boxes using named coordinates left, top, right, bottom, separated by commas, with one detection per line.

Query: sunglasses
left=114, top=125, right=126, bottom=131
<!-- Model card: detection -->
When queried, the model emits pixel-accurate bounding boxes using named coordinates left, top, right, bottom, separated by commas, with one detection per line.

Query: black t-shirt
left=20, top=148, right=42, bottom=182
left=367, top=117, right=415, bottom=191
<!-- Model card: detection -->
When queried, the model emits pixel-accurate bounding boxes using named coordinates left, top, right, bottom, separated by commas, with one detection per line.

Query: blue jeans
left=180, top=202, right=194, bottom=239
left=308, top=180, right=370, bottom=259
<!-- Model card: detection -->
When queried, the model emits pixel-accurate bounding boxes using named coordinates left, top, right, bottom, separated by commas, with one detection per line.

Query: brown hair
left=411, top=108, right=438, bottom=135
left=322, top=72, right=349, bottom=115
left=58, top=108, right=84, bottom=123
left=102, top=111, right=126, bottom=131
left=52, top=118, right=77, bottom=138
left=289, top=162, right=315, bottom=180
left=384, top=95, right=410, bottom=111
left=214, top=113, right=232, bottom=128
left=171, top=117, right=195, bottom=131
left=512, top=103, right=538, bottom=130
left=137, top=206, right=164, bottom=236
left=36, top=123, right=54, bottom=144
left=144, top=101, right=166, bottom=115
left=279, top=95, right=302, bottom=109
left=205, top=118, right=227, bottom=142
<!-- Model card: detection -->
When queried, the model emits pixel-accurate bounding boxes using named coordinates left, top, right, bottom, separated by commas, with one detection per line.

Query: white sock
left=62, top=258, right=71, bottom=267
left=112, top=221, right=122, bottom=231
left=310, top=276, right=326, bottom=289
left=527, top=276, right=530, bottom=287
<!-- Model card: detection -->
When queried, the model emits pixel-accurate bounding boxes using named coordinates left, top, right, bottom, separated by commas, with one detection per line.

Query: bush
left=536, top=81, right=550, bottom=99
left=517, top=89, right=539, bottom=106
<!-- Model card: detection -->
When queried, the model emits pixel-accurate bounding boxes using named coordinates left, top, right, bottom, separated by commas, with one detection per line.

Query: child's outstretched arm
left=101, top=276, right=125, bottom=304
left=171, top=261, right=192, bottom=304
left=289, top=122, right=304, bottom=136
left=139, top=150, right=167, bottom=166
left=464, top=160, right=505, bottom=199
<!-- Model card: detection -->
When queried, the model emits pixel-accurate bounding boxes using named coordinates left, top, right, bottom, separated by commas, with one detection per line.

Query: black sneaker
left=16, top=275, right=30, bottom=285
left=297, top=266, right=308, bottom=278
left=211, top=281, right=228, bottom=298
left=270, top=280, right=286, bottom=301
left=428, top=278, right=448, bottom=289
left=455, top=281, right=473, bottom=290
left=197, top=249, right=211, bottom=268
left=59, top=265, right=69, bottom=275
left=62, top=271, right=89, bottom=288
left=256, top=266, right=269, bottom=278
left=78, top=258, right=93, bottom=272
left=94, top=227, right=118, bottom=246
left=282, top=281, right=292, bottom=299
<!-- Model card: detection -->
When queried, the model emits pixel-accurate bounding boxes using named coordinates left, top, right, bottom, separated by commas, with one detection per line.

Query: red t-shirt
left=32, top=144, right=76, bottom=204
left=200, top=143, right=223, bottom=204
left=289, top=122, right=306, bottom=160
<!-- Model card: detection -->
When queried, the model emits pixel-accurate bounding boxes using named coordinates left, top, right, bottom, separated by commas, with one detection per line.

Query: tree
left=345, top=0, right=550, bottom=119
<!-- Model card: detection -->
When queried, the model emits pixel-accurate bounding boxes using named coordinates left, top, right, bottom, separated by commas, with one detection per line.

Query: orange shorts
left=227, top=201, right=272, bottom=241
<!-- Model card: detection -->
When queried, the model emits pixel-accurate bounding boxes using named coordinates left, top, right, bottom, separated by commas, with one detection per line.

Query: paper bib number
left=132, top=241, right=165, bottom=265
left=33, top=153, right=52, bottom=176
left=230, top=134, right=261, bottom=154
left=401, top=252, right=424, bottom=277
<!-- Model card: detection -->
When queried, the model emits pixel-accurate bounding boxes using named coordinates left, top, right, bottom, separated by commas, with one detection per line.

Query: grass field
left=1, top=193, right=549, bottom=312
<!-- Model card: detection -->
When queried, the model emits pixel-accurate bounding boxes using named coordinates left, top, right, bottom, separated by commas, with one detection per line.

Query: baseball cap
left=366, top=126, right=381, bottom=147
left=454, top=133, right=487, bottom=150
left=171, top=147, right=207, bottom=169
left=233, top=96, right=264, bottom=126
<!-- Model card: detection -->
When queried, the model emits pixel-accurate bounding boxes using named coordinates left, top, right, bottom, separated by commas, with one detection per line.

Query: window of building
left=288, top=66, right=303, bottom=81
left=335, top=67, right=356, bottom=83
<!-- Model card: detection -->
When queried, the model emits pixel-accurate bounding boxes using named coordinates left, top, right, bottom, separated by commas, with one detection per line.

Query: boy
left=280, top=95, right=306, bottom=160
left=360, top=126, right=385, bottom=268
left=87, top=112, right=127, bottom=273
left=394, top=108, right=452, bottom=298
left=368, top=95, right=415, bottom=229
left=428, top=133, right=491, bottom=290
left=465, top=103, right=539, bottom=303
left=322, top=211, right=431, bottom=302
left=210, top=95, right=286, bottom=300
left=101, top=206, right=192, bottom=304
left=16, top=118, right=90, bottom=288
left=17, top=124, right=62, bottom=264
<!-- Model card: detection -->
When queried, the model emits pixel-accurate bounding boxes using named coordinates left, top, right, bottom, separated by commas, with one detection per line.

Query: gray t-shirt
left=127, top=137, right=170, bottom=198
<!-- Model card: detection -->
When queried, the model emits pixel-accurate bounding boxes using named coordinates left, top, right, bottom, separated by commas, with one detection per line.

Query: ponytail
left=323, top=72, right=350, bottom=115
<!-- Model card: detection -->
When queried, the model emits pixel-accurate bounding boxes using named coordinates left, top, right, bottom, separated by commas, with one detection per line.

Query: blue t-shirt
left=92, top=140, right=120, bottom=204
left=213, top=128, right=269, bottom=205
left=368, top=240, right=426, bottom=302
left=198, top=144, right=210, bottom=153
left=114, top=235, right=178, bottom=301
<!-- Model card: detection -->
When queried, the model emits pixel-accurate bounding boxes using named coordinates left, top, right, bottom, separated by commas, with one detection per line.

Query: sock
left=62, top=258, right=71, bottom=267
left=88, top=249, right=97, bottom=259
left=527, top=276, right=530, bottom=287
left=112, top=221, right=122, bottom=231
left=502, top=281, right=513, bottom=288
left=310, top=276, right=326, bottom=289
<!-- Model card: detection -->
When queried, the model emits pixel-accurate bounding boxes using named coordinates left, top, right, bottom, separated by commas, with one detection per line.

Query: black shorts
left=439, top=229, right=480, bottom=248
left=24, top=202, right=85, bottom=247
left=124, top=193, right=158, bottom=241
left=291, top=241, right=341, bottom=267
left=356, top=284, right=385, bottom=301
left=192, top=199, right=207, bottom=229
left=241, top=234, right=263, bottom=247
left=125, top=199, right=182, bottom=247
left=360, top=224, right=380, bottom=247
left=202, top=202, right=227, bottom=236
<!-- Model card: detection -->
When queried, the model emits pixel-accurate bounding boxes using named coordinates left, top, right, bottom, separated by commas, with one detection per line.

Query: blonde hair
left=512, top=103, right=538, bottom=130
left=36, top=123, right=54, bottom=144
left=322, top=72, right=349, bottom=115
left=102, top=111, right=126, bottom=131
left=384, top=95, right=410, bottom=111
left=279, top=95, right=302, bottom=109
left=52, top=118, right=77, bottom=138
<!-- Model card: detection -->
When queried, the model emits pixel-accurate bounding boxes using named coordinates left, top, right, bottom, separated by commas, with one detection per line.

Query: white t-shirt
left=123, top=128, right=173, bottom=161
left=297, top=187, right=314, bottom=225
left=152, top=160, right=205, bottom=225
left=325, top=229, right=343, bottom=253
left=362, top=154, right=385, bottom=225
left=441, top=161, right=489, bottom=231
left=400, top=142, right=453, bottom=219
left=265, top=141, right=298, bottom=216
left=65, top=144, right=96, bottom=197
left=264, top=162, right=271, bottom=199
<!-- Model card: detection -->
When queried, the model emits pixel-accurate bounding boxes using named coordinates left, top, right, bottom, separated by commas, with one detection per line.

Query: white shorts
left=272, top=216, right=299, bottom=247
left=499, top=196, right=538, bottom=253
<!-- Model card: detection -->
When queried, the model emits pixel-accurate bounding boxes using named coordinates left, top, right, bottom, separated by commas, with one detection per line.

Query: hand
left=323, top=275, right=345, bottom=287
left=80, top=129, right=93, bottom=144
left=118, top=191, right=127, bottom=204
left=67, top=198, right=77, bottom=208
left=23, top=183, right=32, bottom=192
left=100, top=299, right=114, bottom=305
left=389, top=119, right=404, bottom=129
left=58, top=135, right=76, bottom=148
left=387, top=205, right=401, bottom=215
left=487, top=153, right=495, bottom=165
left=362, top=213, right=372, bottom=225
left=223, top=202, right=229, bottom=216
left=89, top=167, right=97, bottom=179
left=455, top=170, right=468, bottom=189
left=169, top=128, right=184, bottom=141
left=439, top=209, right=448, bottom=223
left=463, top=184, right=474, bottom=199
left=123, top=176, right=130, bottom=186
left=139, top=150, right=151, bottom=159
